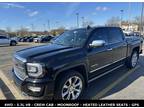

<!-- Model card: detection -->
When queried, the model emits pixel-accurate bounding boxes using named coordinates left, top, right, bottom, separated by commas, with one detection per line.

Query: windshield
left=51, top=29, right=88, bottom=47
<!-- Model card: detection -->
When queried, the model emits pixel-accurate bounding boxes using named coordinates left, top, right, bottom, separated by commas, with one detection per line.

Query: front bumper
left=12, top=69, right=54, bottom=100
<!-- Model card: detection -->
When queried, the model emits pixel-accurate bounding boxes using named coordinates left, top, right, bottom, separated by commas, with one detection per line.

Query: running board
left=88, top=64, right=124, bottom=83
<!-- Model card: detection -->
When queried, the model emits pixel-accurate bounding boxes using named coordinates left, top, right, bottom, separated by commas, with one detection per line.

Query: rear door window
left=108, top=28, right=124, bottom=44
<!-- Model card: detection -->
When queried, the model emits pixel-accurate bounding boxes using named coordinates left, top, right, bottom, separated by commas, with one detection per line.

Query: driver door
left=87, top=28, right=113, bottom=79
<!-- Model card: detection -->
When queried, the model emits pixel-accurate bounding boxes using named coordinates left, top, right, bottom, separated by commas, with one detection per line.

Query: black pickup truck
left=12, top=27, right=143, bottom=100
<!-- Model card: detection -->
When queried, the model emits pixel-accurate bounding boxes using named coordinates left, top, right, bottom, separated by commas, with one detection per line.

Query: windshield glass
left=51, top=29, right=88, bottom=47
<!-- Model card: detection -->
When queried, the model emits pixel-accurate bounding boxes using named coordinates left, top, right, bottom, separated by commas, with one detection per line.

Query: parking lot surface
left=0, top=42, right=144, bottom=99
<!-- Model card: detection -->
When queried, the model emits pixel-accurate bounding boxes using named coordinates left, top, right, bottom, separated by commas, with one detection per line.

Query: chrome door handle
left=107, top=48, right=113, bottom=51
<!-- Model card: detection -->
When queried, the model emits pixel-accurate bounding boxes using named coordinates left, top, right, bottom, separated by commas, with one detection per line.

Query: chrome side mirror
left=89, top=40, right=106, bottom=48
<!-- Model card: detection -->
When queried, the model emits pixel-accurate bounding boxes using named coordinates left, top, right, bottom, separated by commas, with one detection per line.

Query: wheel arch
left=54, top=64, right=88, bottom=88
left=132, top=46, right=140, bottom=53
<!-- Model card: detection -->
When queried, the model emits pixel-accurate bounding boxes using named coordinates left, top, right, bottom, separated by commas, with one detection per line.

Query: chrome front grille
left=13, top=54, right=27, bottom=81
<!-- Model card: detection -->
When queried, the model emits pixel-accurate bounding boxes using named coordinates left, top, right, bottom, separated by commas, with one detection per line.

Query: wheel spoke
left=71, top=92, right=76, bottom=100
left=73, top=77, right=78, bottom=84
left=74, top=81, right=81, bottom=87
left=68, top=78, right=72, bottom=85
left=62, top=90, right=69, bottom=97
left=74, top=88, right=81, bottom=92
left=67, top=92, right=71, bottom=100
left=63, top=85, right=68, bottom=89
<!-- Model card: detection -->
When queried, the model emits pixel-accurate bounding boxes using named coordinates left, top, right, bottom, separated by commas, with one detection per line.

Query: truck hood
left=16, top=43, right=77, bottom=59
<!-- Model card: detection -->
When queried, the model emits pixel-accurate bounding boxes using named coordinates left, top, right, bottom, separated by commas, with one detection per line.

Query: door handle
left=107, top=48, right=113, bottom=51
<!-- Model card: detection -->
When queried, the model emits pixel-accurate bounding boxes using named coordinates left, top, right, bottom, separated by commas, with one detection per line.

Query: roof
left=72, top=26, right=121, bottom=32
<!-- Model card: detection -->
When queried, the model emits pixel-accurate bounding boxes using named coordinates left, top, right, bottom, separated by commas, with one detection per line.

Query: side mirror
left=89, top=40, right=106, bottom=48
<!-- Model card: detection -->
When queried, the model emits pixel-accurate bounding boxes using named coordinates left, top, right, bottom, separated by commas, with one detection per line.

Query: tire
left=54, top=70, right=85, bottom=100
left=10, top=41, right=16, bottom=46
left=126, top=50, right=139, bottom=68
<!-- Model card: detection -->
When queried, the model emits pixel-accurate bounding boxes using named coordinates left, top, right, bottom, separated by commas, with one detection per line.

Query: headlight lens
left=27, top=63, right=43, bottom=77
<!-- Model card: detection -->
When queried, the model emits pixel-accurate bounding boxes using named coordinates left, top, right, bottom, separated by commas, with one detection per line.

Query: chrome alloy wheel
left=61, top=76, right=83, bottom=100
left=131, top=52, right=138, bottom=67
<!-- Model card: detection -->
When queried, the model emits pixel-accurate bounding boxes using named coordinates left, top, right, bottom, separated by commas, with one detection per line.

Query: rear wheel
left=54, top=70, right=85, bottom=100
left=126, top=50, right=139, bottom=68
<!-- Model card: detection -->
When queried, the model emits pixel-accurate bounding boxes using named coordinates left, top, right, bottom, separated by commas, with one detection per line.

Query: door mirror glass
left=89, top=40, right=106, bottom=48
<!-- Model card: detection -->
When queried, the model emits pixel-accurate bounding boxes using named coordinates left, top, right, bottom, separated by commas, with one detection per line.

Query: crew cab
left=0, top=35, right=17, bottom=46
left=12, top=27, right=143, bottom=100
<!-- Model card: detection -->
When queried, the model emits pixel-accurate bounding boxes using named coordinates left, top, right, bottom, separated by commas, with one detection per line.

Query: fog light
left=28, top=86, right=41, bottom=92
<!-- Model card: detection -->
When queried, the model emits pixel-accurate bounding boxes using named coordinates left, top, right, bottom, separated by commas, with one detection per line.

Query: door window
left=0, top=36, right=8, bottom=39
left=89, top=28, right=108, bottom=45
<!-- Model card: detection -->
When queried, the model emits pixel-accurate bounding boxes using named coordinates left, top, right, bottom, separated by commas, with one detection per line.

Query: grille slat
left=13, top=55, right=27, bottom=81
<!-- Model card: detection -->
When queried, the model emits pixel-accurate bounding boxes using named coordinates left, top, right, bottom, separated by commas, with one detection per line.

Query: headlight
left=27, top=63, right=43, bottom=77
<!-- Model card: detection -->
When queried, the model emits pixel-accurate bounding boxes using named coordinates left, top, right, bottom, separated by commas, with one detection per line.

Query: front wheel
left=54, top=70, right=85, bottom=100
left=10, top=41, right=16, bottom=46
left=126, top=50, right=139, bottom=68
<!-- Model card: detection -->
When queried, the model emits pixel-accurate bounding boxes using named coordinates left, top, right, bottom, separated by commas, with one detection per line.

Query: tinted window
left=89, top=28, right=108, bottom=44
left=108, top=28, right=123, bottom=44
left=0, top=36, right=7, bottom=39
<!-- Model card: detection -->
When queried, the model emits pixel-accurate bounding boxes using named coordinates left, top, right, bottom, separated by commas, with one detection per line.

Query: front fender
left=53, top=62, right=89, bottom=84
